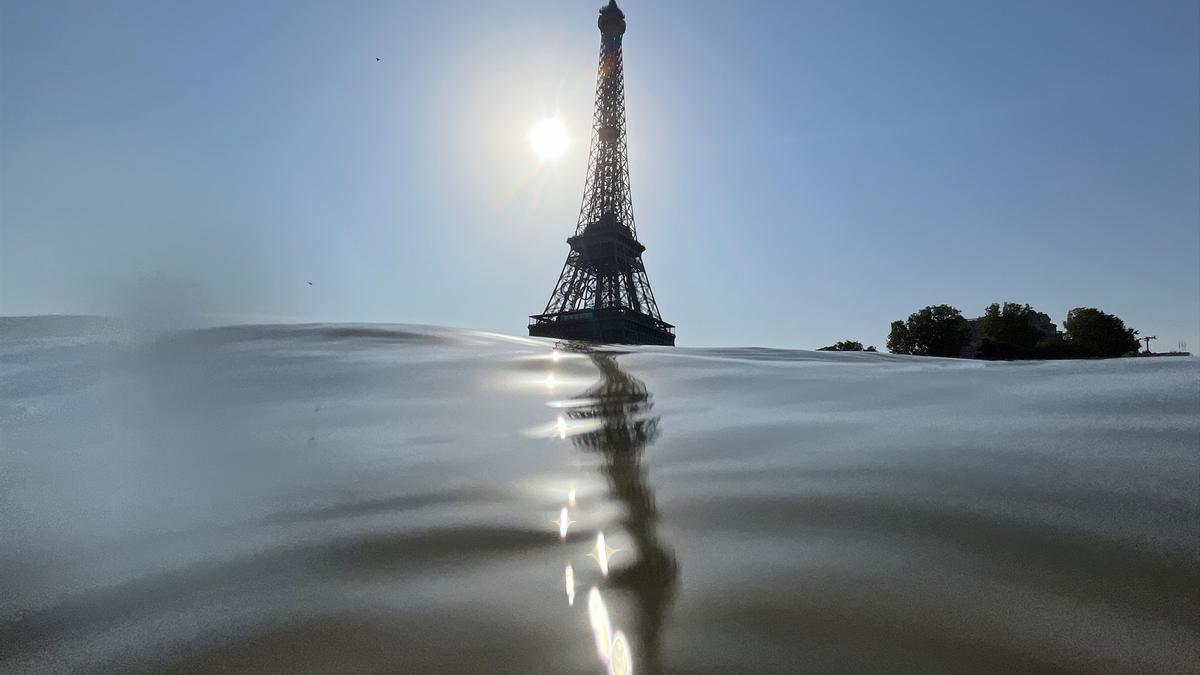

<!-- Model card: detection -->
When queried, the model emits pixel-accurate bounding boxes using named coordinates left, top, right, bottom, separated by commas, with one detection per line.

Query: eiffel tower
left=528, top=1, right=675, bottom=346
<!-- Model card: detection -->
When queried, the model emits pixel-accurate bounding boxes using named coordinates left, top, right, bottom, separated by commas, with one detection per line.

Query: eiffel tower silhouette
left=528, top=1, right=675, bottom=346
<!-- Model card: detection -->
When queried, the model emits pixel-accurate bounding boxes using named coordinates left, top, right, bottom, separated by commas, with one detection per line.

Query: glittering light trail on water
left=565, top=563, right=576, bottom=606
left=590, top=531, right=616, bottom=576
left=553, top=506, right=573, bottom=541
left=588, top=586, right=613, bottom=663
left=608, top=631, right=632, bottom=675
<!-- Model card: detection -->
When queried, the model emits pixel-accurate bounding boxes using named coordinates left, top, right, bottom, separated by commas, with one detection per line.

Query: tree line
left=819, top=304, right=1140, bottom=359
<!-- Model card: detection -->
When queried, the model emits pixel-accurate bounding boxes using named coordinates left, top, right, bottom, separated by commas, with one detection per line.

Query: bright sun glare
left=530, top=117, right=568, bottom=162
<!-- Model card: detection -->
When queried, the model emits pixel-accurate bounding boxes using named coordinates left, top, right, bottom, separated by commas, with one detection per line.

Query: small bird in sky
left=375, top=57, right=381, bottom=62
left=306, top=281, right=312, bottom=285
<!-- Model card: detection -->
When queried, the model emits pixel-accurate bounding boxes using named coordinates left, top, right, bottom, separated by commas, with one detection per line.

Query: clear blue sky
left=3, top=0, right=1197, bottom=349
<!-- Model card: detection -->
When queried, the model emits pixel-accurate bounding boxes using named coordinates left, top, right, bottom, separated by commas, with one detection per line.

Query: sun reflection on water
left=565, top=563, right=576, bottom=606
left=588, top=586, right=613, bottom=663
left=536, top=345, right=674, bottom=672
left=553, top=506, right=574, bottom=541
left=590, top=531, right=618, bottom=577
left=609, top=631, right=632, bottom=675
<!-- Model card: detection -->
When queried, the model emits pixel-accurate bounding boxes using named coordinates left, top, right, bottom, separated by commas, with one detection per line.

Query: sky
left=2, top=0, right=1198, bottom=350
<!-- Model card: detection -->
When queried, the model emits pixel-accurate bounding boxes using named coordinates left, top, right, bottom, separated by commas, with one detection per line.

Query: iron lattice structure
left=529, top=1, right=675, bottom=346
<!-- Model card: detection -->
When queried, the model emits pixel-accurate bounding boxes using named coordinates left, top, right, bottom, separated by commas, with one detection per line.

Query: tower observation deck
left=528, top=1, right=675, bottom=346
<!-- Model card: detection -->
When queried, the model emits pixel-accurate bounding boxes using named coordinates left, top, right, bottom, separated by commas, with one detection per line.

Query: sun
left=530, top=117, right=568, bottom=162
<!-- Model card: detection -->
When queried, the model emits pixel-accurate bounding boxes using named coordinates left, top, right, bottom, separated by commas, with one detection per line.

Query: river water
left=2, top=317, right=1198, bottom=673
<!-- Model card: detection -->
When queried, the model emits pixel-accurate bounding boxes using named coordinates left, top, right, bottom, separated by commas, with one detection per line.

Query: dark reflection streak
left=566, top=349, right=678, bottom=674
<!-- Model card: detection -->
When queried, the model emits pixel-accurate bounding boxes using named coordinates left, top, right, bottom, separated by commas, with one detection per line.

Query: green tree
left=977, top=302, right=1043, bottom=359
left=1032, top=335, right=1070, bottom=360
left=818, top=340, right=864, bottom=352
left=887, top=305, right=971, bottom=357
left=887, top=321, right=910, bottom=354
left=1063, top=307, right=1138, bottom=358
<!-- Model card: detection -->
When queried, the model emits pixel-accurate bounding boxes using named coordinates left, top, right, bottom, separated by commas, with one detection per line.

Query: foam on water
left=1, top=318, right=1197, bottom=672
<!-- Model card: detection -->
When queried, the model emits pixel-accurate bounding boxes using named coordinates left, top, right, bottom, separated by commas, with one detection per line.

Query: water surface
left=2, top=318, right=1197, bottom=672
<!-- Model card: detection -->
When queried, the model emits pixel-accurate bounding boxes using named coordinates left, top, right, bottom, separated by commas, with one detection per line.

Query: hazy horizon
left=3, top=0, right=1198, bottom=350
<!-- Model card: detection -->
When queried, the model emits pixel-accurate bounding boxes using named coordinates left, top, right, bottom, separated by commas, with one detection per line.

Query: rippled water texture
left=2, top=317, right=1198, bottom=672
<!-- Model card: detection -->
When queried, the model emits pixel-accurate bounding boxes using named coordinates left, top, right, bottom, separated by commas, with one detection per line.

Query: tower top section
left=598, top=1, right=626, bottom=38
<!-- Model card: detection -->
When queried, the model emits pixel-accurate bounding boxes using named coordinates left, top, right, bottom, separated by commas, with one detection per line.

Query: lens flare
left=546, top=373, right=556, bottom=390
left=568, top=486, right=576, bottom=508
left=557, top=416, right=567, bottom=439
